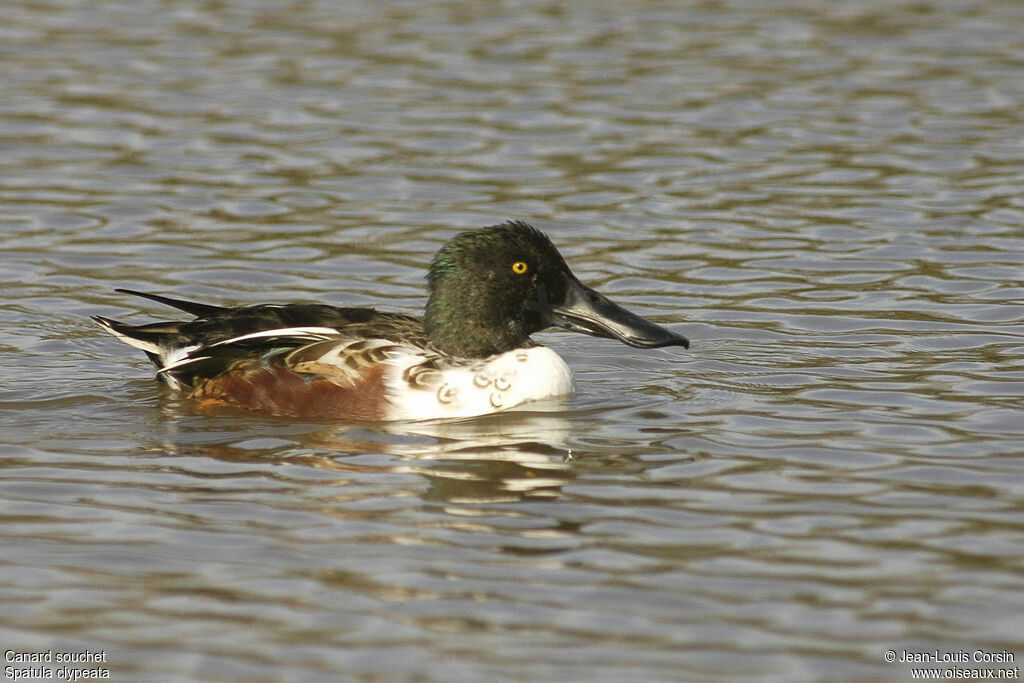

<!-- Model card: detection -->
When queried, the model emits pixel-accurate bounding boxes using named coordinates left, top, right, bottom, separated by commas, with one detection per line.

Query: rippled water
left=3, top=0, right=1024, bottom=680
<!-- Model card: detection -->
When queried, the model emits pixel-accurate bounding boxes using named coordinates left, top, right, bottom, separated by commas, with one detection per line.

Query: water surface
left=2, top=1, right=1024, bottom=680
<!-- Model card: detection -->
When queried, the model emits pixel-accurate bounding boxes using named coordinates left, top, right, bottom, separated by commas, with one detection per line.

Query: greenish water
left=2, top=1, right=1023, bottom=680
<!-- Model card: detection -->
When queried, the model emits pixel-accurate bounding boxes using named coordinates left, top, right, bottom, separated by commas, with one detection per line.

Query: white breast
left=383, top=346, right=574, bottom=421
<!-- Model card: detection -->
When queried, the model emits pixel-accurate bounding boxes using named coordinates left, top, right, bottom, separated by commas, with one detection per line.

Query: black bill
left=548, top=279, right=689, bottom=349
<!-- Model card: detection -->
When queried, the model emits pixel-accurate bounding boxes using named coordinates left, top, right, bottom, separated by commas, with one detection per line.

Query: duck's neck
left=424, top=290, right=530, bottom=359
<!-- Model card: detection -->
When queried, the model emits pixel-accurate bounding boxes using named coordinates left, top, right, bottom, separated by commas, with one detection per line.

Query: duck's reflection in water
left=309, top=399, right=575, bottom=502
left=153, top=393, right=576, bottom=503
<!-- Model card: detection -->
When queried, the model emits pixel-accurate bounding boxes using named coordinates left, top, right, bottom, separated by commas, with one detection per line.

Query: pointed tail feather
left=91, top=315, right=164, bottom=355
left=114, top=289, right=226, bottom=318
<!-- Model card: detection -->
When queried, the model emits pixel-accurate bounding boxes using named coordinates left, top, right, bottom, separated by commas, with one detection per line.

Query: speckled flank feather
left=382, top=345, right=574, bottom=421
left=186, top=338, right=574, bottom=421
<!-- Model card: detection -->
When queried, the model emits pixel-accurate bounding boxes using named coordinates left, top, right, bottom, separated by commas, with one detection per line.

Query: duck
left=92, top=220, right=689, bottom=421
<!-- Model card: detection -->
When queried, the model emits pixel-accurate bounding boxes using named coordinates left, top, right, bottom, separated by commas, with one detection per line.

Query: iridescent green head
left=424, top=220, right=689, bottom=359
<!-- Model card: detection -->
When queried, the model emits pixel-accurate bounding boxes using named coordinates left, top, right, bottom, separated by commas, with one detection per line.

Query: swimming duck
left=93, top=221, right=688, bottom=420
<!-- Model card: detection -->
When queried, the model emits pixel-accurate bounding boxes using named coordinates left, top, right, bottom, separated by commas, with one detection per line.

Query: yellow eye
left=511, top=261, right=529, bottom=275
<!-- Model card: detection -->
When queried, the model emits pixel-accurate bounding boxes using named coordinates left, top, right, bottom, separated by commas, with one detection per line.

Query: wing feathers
left=207, top=327, right=341, bottom=348
left=92, top=291, right=440, bottom=418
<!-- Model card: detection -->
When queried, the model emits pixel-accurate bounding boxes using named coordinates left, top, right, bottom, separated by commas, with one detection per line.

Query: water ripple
left=3, top=0, right=1024, bottom=679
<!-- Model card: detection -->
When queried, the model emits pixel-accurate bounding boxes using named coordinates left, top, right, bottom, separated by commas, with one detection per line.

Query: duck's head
left=425, top=221, right=689, bottom=358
